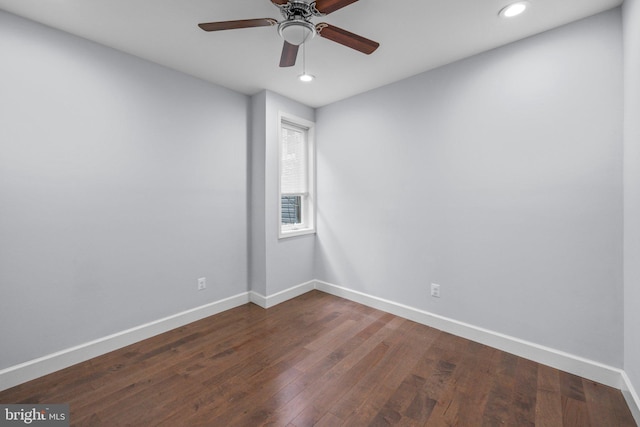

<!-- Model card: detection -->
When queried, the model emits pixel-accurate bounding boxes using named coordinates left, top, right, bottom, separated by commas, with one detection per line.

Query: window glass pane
left=281, top=195, right=302, bottom=225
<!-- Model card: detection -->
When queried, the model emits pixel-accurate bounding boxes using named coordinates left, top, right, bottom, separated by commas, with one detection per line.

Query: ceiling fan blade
left=271, top=0, right=289, bottom=5
left=316, top=23, right=379, bottom=54
left=280, top=41, right=299, bottom=67
left=198, top=18, right=277, bottom=32
left=314, top=0, right=359, bottom=14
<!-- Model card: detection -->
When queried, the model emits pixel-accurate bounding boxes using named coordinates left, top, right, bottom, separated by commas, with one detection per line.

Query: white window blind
left=281, top=124, right=308, bottom=195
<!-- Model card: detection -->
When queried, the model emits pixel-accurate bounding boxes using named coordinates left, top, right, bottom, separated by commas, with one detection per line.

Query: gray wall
left=249, top=92, right=268, bottom=296
left=624, top=0, right=640, bottom=398
left=250, top=91, right=316, bottom=297
left=0, top=11, right=249, bottom=370
left=315, top=9, right=623, bottom=366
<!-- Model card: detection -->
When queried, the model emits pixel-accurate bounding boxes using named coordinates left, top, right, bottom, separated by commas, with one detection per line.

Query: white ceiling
left=0, top=0, right=622, bottom=107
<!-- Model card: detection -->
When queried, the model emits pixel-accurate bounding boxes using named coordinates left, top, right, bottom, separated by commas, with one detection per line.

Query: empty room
left=1, top=0, right=639, bottom=425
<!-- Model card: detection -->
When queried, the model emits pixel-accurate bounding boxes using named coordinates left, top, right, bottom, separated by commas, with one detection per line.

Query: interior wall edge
left=249, top=280, right=317, bottom=309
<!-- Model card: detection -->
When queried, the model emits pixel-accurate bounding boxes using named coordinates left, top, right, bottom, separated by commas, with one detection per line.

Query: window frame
left=278, top=112, right=316, bottom=239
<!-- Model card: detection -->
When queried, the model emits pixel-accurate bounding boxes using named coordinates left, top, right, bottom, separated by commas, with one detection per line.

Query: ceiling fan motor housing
left=277, top=1, right=324, bottom=20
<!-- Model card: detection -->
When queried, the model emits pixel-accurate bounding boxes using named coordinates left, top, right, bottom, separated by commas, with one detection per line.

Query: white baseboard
left=3, top=277, right=638, bottom=420
left=249, top=280, right=316, bottom=309
left=0, top=292, right=250, bottom=392
left=621, top=371, right=640, bottom=425
left=314, top=280, right=625, bottom=389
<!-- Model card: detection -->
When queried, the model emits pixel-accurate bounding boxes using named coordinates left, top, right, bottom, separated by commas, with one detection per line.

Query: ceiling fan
left=198, top=0, right=380, bottom=67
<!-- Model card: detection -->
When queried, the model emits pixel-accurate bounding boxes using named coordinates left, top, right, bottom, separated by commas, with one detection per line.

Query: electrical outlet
left=197, top=277, right=206, bottom=291
left=430, top=283, right=441, bottom=298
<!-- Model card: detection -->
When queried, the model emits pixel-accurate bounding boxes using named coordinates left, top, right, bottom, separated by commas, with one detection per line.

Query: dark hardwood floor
left=0, top=290, right=636, bottom=426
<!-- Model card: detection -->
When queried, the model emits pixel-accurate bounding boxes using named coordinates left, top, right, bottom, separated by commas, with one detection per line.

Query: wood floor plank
left=560, top=371, right=592, bottom=427
left=535, top=364, right=563, bottom=427
left=73, top=301, right=323, bottom=424
left=408, top=358, right=455, bottom=424
left=211, top=306, right=401, bottom=426
left=189, top=310, right=384, bottom=424
left=583, top=378, right=618, bottom=427
left=180, top=319, right=354, bottom=424
left=425, top=341, right=500, bottom=426
left=508, top=357, right=538, bottom=426
left=313, top=411, right=343, bottom=427
left=481, top=351, right=519, bottom=426
left=419, top=332, right=481, bottom=426
left=258, top=315, right=408, bottom=424
left=290, top=340, right=390, bottom=425
left=0, top=290, right=635, bottom=427
left=610, top=391, right=639, bottom=426
left=560, top=371, right=587, bottom=402
left=336, top=320, right=439, bottom=425
left=562, top=395, right=591, bottom=427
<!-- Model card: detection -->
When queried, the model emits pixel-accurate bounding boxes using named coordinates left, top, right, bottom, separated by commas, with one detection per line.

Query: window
left=279, top=113, right=315, bottom=238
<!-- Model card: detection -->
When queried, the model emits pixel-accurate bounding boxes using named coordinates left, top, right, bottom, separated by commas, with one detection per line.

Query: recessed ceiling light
left=499, top=1, right=530, bottom=18
left=299, top=73, right=315, bottom=82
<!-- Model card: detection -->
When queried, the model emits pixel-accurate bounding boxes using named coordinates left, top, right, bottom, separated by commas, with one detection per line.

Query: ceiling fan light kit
left=198, top=0, right=380, bottom=74
left=278, top=19, right=316, bottom=46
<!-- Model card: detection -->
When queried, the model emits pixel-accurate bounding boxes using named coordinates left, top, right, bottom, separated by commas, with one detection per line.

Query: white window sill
left=279, top=227, right=316, bottom=239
